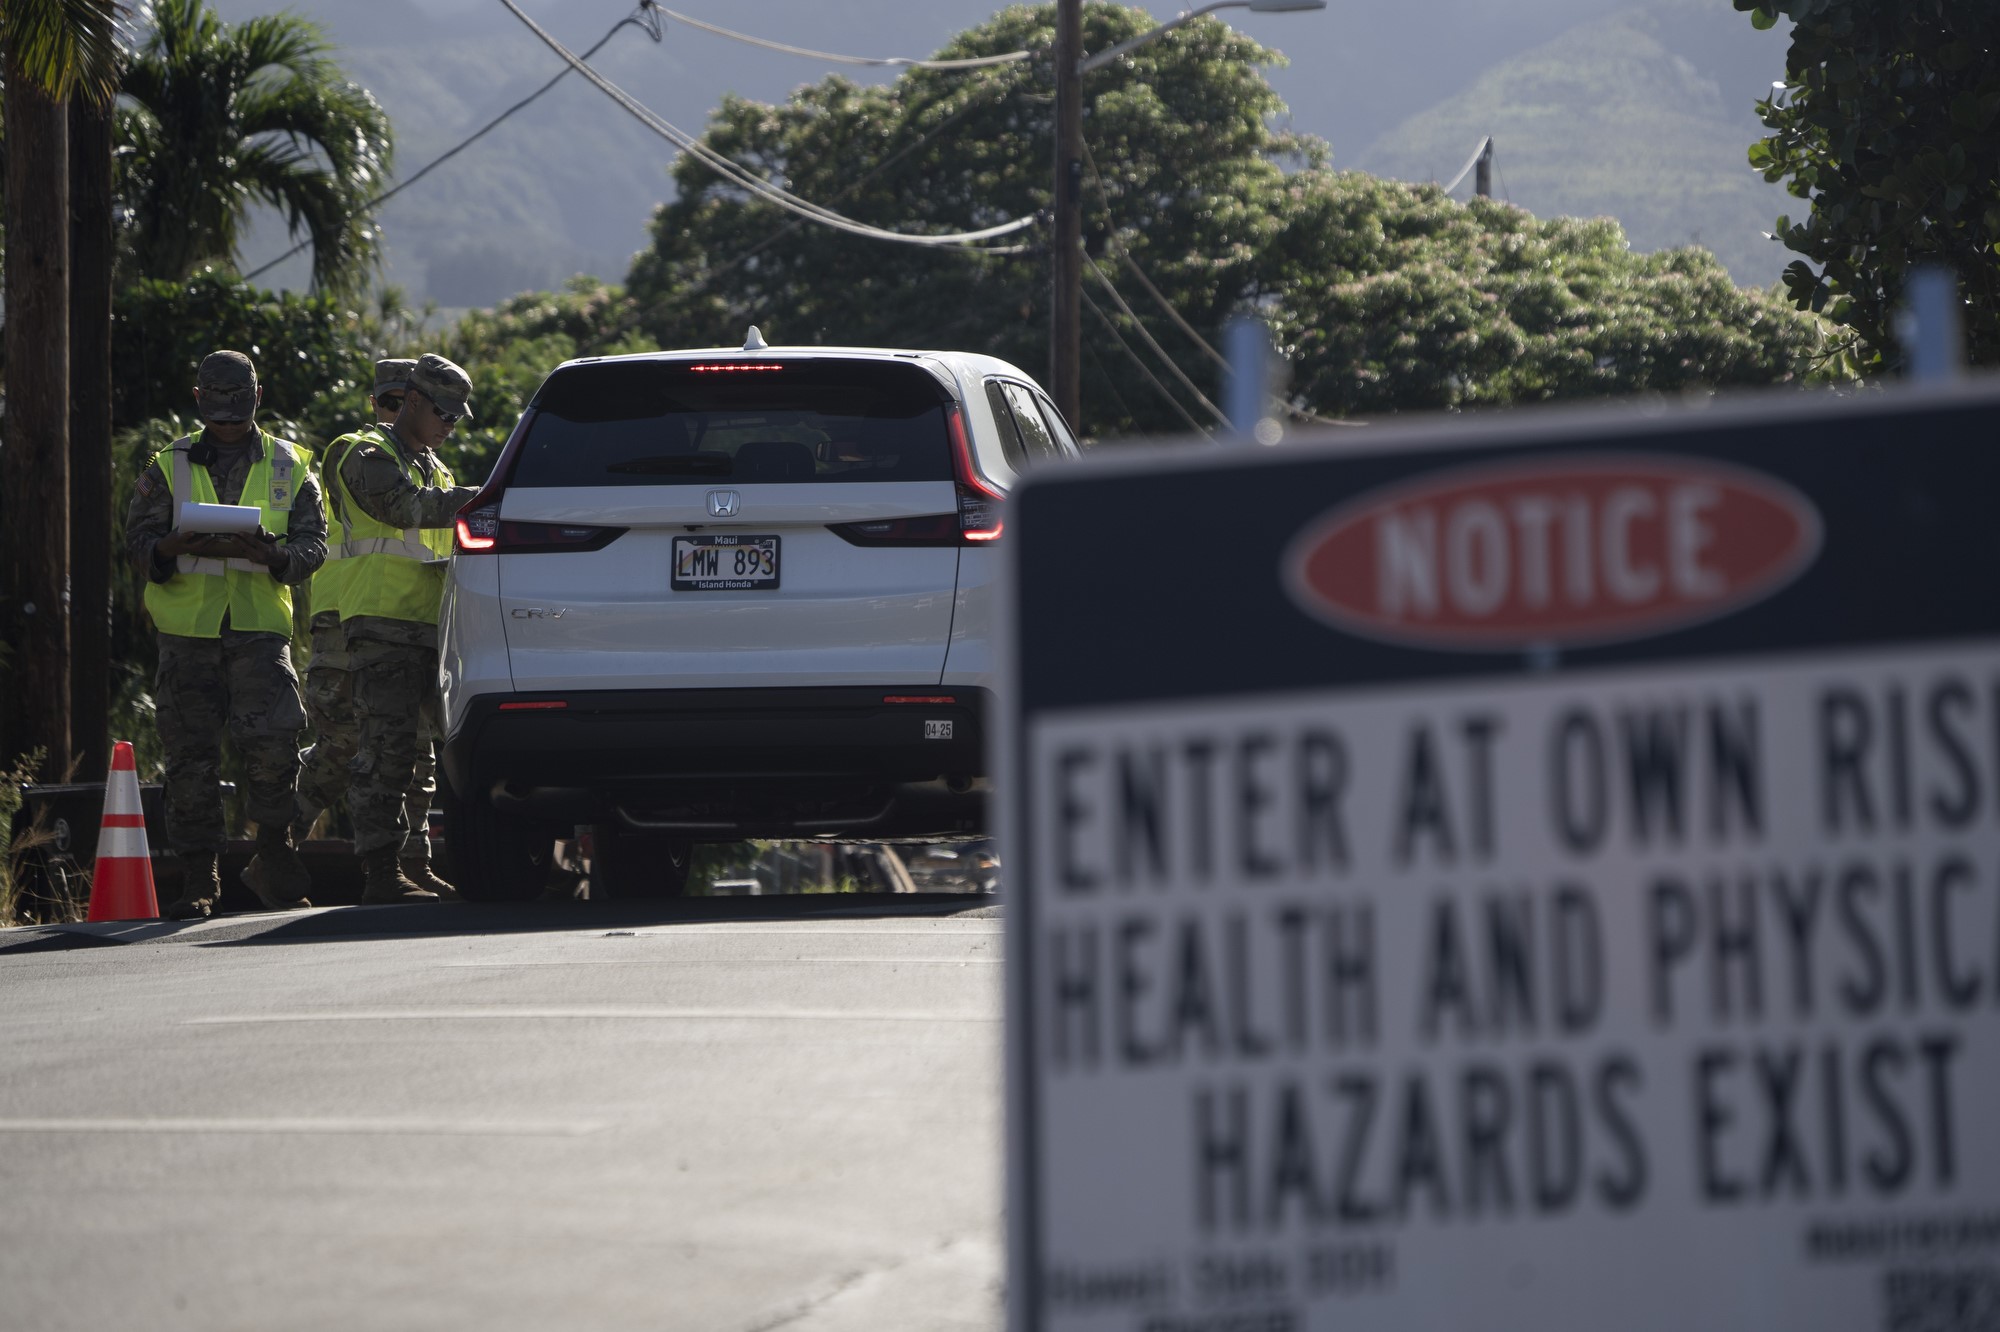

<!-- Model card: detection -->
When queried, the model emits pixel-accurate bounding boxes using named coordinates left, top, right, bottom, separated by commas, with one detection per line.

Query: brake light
left=456, top=502, right=499, bottom=551
left=884, top=695, right=956, bottom=704
left=948, top=403, right=1005, bottom=542
left=686, top=363, right=785, bottom=373
left=454, top=409, right=535, bottom=554
left=827, top=405, right=1006, bottom=547
left=828, top=514, right=960, bottom=547
left=498, top=700, right=568, bottom=711
left=455, top=502, right=625, bottom=555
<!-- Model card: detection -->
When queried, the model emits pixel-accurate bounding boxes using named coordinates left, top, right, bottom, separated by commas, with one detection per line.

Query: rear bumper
left=442, top=686, right=992, bottom=839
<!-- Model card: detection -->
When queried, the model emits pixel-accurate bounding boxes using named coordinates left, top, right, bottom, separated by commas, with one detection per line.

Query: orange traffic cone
left=86, top=741, right=160, bottom=922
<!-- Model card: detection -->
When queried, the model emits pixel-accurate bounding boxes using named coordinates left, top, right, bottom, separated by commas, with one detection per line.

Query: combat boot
left=361, top=846, right=438, bottom=905
left=400, top=851, right=460, bottom=902
left=164, top=851, right=222, bottom=921
left=242, top=825, right=313, bottom=910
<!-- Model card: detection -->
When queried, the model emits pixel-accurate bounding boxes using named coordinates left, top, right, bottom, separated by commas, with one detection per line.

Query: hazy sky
left=234, top=0, right=1638, bottom=165
left=211, top=0, right=1767, bottom=301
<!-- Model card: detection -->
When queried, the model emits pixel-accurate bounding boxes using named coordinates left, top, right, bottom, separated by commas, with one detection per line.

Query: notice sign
left=1001, top=383, right=2000, bottom=1332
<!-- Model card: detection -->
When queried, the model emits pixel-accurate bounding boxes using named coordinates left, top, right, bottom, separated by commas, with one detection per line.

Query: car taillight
left=949, top=403, right=1005, bottom=542
left=455, top=500, right=625, bottom=554
left=827, top=403, right=1007, bottom=547
left=456, top=502, right=500, bottom=551
left=829, top=514, right=961, bottom=547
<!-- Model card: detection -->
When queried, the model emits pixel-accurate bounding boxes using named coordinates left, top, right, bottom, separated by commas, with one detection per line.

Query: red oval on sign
left=1285, top=454, right=1822, bottom=650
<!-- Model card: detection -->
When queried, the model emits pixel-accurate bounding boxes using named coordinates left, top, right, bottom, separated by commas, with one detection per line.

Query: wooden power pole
left=2, top=50, right=74, bottom=781
left=1050, top=0, right=1084, bottom=433
left=70, top=94, right=117, bottom=780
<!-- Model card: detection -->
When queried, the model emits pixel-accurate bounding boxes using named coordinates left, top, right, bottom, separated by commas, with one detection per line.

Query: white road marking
left=186, top=1007, right=998, bottom=1024
left=0, top=1116, right=606, bottom=1136
left=442, top=957, right=1001, bottom=967
left=612, top=927, right=1002, bottom=936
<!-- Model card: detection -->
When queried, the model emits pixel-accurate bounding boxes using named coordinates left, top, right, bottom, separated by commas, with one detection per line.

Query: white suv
left=436, top=337, right=1080, bottom=900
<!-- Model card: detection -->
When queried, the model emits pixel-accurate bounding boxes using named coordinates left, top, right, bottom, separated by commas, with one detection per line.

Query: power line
left=1085, top=253, right=1230, bottom=427
left=1082, top=339, right=1142, bottom=429
left=1119, top=249, right=1228, bottom=371
left=1082, top=286, right=1211, bottom=436
left=653, top=7, right=1031, bottom=70
left=1440, top=135, right=1493, bottom=195
left=1079, top=142, right=1229, bottom=372
left=674, top=74, right=1029, bottom=301
left=501, top=0, right=1037, bottom=251
left=241, top=3, right=664, bottom=284
left=1079, top=141, right=1356, bottom=429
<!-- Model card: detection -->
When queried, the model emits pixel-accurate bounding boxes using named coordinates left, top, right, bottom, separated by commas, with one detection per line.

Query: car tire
left=590, top=823, right=693, bottom=899
left=449, top=779, right=556, bottom=903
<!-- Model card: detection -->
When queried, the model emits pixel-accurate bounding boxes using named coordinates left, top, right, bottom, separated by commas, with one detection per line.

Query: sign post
left=1002, top=383, right=2000, bottom=1332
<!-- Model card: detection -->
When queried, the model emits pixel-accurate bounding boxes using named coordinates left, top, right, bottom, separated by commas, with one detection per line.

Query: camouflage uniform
left=297, top=608, right=356, bottom=820
left=298, top=610, right=436, bottom=847
left=339, top=370, right=481, bottom=864
left=125, top=429, right=328, bottom=854
left=296, top=390, right=438, bottom=856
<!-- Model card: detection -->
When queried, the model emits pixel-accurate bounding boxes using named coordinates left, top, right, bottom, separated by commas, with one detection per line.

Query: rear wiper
left=606, top=454, right=731, bottom=476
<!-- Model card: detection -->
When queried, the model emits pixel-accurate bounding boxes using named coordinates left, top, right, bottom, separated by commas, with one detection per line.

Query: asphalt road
left=0, top=895, right=1003, bottom=1332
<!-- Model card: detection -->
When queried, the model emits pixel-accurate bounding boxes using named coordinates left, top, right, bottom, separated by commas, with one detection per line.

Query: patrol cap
left=408, top=353, right=474, bottom=418
left=373, top=358, right=417, bottom=397
left=195, top=350, right=259, bottom=422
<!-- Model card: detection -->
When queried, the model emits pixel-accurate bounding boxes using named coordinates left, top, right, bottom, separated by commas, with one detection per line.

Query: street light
left=1051, top=0, right=1327, bottom=433
left=1079, top=0, right=1327, bottom=74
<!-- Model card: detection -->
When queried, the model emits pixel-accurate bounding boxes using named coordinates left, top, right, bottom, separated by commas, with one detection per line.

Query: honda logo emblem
left=707, top=490, right=740, bottom=518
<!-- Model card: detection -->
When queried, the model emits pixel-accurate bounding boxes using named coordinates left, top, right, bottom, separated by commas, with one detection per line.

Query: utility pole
left=2, top=45, right=74, bottom=781
left=1050, top=0, right=1084, bottom=432
left=1475, top=137, right=1493, bottom=198
left=70, top=93, right=117, bottom=780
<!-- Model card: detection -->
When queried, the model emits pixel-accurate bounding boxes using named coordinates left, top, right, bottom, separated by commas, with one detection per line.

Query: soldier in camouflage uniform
left=335, top=353, right=482, bottom=903
left=124, top=351, right=328, bottom=920
left=295, top=358, right=448, bottom=891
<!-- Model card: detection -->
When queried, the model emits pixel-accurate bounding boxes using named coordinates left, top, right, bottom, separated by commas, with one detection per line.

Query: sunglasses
left=415, top=389, right=464, bottom=427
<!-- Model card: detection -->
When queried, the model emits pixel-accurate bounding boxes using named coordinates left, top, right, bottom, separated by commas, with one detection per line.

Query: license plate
left=672, top=535, right=780, bottom=591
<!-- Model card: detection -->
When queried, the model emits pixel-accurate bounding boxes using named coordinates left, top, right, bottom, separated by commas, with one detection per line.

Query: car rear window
left=511, top=358, right=955, bottom=487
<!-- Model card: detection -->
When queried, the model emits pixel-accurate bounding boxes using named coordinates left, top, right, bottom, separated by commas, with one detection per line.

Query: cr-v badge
left=707, top=489, right=741, bottom=518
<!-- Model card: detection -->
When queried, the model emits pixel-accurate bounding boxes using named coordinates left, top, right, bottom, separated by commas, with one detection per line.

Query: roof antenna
left=743, top=325, right=769, bottom=351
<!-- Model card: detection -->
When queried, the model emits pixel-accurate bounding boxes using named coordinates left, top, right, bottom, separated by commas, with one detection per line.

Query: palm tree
left=118, top=0, right=393, bottom=294
left=1, top=0, right=121, bottom=780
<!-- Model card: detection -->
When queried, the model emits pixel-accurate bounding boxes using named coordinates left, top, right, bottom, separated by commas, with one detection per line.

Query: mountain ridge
left=206, top=0, right=1791, bottom=303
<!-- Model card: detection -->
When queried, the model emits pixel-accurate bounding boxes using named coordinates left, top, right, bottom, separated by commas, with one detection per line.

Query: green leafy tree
left=629, top=2, right=1823, bottom=436
left=439, top=277, right=657, bottom=483
left=628, top=2, right=1318, bottom=436
left=1271, top=173, right=1826, bottom=416
left=111, top=267, right=379, bottom=435
left=109, top=270, right=652, bottom=503
left=1739, top=0, right=2000, bottom=371
left=118, top=0, right=393, bottom=294
left=1, top=0, right=120, bottom=103
left=1, top=0, right=122, bottom=779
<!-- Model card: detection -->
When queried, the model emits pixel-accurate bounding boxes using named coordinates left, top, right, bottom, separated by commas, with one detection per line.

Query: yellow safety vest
left=330, top=433, right=455, bottom=626
left=143, top=435, right=303, bottom=639
left=309, top=428, right=385, bottom=622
